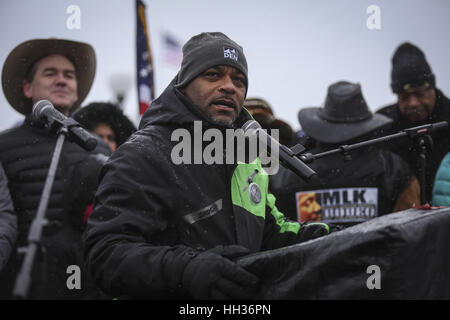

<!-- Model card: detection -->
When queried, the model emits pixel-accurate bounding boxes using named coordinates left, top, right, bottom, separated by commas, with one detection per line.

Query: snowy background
left=1, top=0, right=449, bottom=132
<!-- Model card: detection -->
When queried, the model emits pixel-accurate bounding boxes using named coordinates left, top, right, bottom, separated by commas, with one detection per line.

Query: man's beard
left=403, top=105, right=429, bottom=122
left=207, top=113, right=238, bottom=127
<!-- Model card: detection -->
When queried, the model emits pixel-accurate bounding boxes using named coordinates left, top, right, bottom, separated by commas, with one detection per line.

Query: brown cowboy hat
left=2, top=38, right=96, bottom=115
left=298, top=81, right=392, bottom=144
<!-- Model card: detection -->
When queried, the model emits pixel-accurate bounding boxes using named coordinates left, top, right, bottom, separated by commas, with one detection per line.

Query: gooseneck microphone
left=32, top=100, right=97, bottom=151
left=242, top=120, right=319, bottom=183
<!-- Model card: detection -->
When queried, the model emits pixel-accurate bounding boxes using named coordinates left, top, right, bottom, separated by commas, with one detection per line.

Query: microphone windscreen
left=242, top=119, right=262, bottom=132
left=32, top=100, right=53, bottom=121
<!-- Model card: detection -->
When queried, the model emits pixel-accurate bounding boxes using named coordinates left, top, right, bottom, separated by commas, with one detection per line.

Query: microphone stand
left=295, top=121, right=448, bottom=206
left=13, top=124, right=70, bottom=298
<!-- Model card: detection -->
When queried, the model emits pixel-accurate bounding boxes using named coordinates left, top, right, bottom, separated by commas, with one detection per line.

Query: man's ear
left=23, top=79, right=32, bottom=99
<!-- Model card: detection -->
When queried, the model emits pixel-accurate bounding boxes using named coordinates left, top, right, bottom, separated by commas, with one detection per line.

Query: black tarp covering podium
left=236, top=207, right=450, bottom=299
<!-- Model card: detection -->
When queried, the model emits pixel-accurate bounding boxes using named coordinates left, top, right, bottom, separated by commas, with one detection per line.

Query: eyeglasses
left=401, top=81, right=431, bottom=93
left=398, top=82, right=432, bottom=101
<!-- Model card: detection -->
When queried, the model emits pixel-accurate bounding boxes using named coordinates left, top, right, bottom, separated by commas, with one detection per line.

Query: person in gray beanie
left=175, top=32, right=249, bottom=126
left=376, top=42, right=450, bottom=204
left=84, top=32, right=333, bottom=300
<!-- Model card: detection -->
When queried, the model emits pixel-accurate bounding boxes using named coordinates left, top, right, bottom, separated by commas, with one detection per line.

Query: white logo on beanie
left=223, top=47, right=238, bottom=61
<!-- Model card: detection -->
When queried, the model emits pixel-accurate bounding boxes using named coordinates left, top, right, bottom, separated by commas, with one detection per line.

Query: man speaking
left=85, top=32, right=333, bottom=300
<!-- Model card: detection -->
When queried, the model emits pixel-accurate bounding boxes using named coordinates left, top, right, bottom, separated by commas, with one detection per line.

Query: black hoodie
left=84, top=79, right=319, bottom=298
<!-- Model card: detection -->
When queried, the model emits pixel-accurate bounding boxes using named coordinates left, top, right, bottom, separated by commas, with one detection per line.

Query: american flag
left=136, top=0, right=154, bottom=115
left=162, top=32, right=183, bottom=68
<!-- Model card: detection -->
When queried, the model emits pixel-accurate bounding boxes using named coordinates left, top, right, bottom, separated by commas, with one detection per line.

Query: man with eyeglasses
left=376, top=42, right=450, bottom=204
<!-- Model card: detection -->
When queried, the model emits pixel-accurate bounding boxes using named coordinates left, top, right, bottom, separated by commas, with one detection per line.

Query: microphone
left=32, top=100, right=97, bottom=151
left=242, top=120, right=319, bottom=183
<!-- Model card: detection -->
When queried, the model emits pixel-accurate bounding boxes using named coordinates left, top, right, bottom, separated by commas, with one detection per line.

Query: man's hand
left=297, top=222, right=332, bottom=243
left=182, top=245, right=260, bottom=299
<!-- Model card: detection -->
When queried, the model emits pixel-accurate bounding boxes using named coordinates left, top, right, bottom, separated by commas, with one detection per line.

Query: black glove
left=182, top=245, right=260, bottom=300
left=297, top=222, right=331, bottom=243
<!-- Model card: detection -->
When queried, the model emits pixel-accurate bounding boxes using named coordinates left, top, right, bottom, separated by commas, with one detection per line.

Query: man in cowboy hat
left=376, top=42, right=450, bottom=204
left=270, top=81, right=420, bottom=226
left=0, top=38, right=110, bottom=299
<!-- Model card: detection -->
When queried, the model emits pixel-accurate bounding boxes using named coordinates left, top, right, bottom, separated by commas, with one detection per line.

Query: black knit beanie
left=390, top=42, right=435, bottom=93
left=174, top=32, right=248, bottom=92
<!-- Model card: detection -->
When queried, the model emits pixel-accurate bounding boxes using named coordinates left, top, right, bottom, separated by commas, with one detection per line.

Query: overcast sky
left=1, top=0, right=450, bottom=132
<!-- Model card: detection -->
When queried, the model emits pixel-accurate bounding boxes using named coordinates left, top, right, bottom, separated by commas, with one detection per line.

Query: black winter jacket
left=0, top=115, right=110, bottom=299
left=0, top=162, right=16, bottom=272
left=85, top=80, right=321, bottom=299
left=376, top=89, right=450, bottom=203
left=269, top=146, right=413, bottom=225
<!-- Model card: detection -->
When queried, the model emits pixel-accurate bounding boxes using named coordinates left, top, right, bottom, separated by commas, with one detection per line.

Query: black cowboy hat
left=298, top=81, right=392, bottom=144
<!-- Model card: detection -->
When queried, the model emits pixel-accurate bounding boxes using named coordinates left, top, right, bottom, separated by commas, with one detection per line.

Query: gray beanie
left=174, top=32, right=248, bottom=91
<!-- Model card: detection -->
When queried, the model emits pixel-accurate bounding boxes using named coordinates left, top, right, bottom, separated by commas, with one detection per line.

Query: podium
left=236, top=207, right=450, bottom=299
